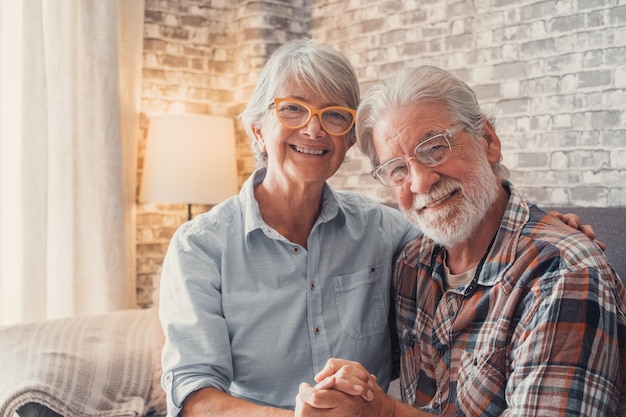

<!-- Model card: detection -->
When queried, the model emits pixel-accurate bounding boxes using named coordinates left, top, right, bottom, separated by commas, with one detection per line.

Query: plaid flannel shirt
left=394, top=182, right=626, bottom=416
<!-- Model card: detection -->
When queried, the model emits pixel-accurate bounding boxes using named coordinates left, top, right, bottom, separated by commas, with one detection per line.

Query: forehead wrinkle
left=380, top=109, right=420, bottom=143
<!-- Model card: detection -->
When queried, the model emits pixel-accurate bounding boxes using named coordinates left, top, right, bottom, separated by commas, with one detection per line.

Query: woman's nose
left=300, top=114, right=326, bottom=138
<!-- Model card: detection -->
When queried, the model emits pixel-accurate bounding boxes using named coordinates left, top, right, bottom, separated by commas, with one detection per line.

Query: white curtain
left=0, top=0, right=144, bottom=325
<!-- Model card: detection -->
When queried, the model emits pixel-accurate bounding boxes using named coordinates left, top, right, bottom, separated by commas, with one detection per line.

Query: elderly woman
left=158, top=39, right=418, bottom=416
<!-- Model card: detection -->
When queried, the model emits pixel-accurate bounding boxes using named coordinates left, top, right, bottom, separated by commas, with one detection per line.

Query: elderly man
left=296, top=66, right=626, bottom=416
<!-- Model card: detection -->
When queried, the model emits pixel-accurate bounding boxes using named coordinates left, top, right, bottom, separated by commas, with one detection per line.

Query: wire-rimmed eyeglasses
left=371, top=125, right=464, bottom=188
left=272, top=98, right=356, bottom=136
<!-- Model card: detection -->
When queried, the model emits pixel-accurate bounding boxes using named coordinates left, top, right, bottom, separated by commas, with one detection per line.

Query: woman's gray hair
left=240, top=38, right=360, bottom=167
left=356, top=65, right=509, bottom=180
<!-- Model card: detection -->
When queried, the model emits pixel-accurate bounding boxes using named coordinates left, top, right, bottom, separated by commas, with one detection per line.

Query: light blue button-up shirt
left=159, top=168, right=418, bottom=415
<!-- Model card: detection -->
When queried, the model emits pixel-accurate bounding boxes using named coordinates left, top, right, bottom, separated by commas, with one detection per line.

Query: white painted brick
left=502, top=44, right=518, bottom=60
left=143, top=22, right=161, bottom=38
left=164, top=13, right=179, bottom=26
left=559, top=74, right=578, bottom=93
left=451, top=18, right=465, bottom=35
left=529, top=21, right=547, bottom=37
left=516, top=117, right=531, bottom=132
left=553, top=113, right=573, bottom=128
left=475, top=30, right=493, bottom=47
left=551, top=152, right=569, bottom=169
left=472, top=66, right=495, bottom=84
left=612, top=150, right=626, bottom=168
left=549, top=188, right=570, bottom=205
left=475, top=11, right=504, bottom=28
left=555, top=0, right=575, bottom=14
left=610, top=188, right=626, bottom=205
left=531, top=114, right=553, bottom=131
left=615, top=68, right=626, bottom=88
left=500, top=80, right=520, bottom=97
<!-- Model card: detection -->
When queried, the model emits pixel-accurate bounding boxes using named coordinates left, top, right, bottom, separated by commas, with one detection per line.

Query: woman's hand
left=549, top=211, right=606, bottom=250
left=312, top=358, right=375, bottom=401
left=295, top=361, right=393, bottom=417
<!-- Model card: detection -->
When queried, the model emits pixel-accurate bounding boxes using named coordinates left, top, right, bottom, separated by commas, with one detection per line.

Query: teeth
left=294, top=146, right=325, bottom=155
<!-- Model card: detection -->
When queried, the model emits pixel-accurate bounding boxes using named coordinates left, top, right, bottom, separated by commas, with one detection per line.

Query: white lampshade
left=139, top=114, right=238, bottom=206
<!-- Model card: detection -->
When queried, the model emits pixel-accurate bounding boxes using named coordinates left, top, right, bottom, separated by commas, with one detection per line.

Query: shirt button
left=437, top=346, right=446, bottom=357
left=310, top=282, right=316, bottom=290
left=314, top=326, right=321, bottom=335
left=293, top=246, right=300, bottom=254
left=432, top=401, right=440, bottom=410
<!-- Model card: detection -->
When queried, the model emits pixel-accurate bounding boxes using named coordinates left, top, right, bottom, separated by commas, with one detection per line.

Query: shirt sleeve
left=504, top=265, right=624, bottom=415
left=379, top=203, right=421, bottom=259
left=159, top=221, right=232, bottom=417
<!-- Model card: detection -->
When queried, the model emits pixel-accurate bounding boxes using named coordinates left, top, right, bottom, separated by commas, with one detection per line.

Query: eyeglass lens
left=375, top=133, right=451, bottom=187
left=275, top=100, right=354, bottom=135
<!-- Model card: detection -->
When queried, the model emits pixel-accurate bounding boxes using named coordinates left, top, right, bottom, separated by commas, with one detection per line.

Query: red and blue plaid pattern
left=394, top=183, right=626, bottom=416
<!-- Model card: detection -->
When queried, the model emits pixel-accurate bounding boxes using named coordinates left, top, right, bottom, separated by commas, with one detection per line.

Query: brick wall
left=136, top=0, right=626, bottom=306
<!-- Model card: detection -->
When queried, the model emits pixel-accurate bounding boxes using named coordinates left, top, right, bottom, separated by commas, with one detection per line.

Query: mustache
left=412, top=178, right=462, bottom=209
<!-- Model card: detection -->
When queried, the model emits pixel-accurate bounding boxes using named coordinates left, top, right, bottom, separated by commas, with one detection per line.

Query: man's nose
left=408, top=158, right=440, bottom=194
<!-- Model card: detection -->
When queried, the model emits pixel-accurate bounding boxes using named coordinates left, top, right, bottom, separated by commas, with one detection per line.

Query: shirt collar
left=476, top=181, right=529, bottom=287
left=239, top=167, right=346, bottom=242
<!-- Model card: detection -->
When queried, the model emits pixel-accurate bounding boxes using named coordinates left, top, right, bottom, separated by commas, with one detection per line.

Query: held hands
left=314, top=358, right=375, bottom=401
left=295, top=359, right=393, bottom=417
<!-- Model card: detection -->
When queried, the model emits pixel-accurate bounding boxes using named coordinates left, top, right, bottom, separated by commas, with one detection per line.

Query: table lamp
left=139, top=114, right=238, bottom=220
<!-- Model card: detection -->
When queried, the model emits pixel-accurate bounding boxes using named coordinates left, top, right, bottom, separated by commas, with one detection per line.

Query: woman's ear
left=346, top=132, right=356, bottom=149
left=252, top=123, right=266, bottom=152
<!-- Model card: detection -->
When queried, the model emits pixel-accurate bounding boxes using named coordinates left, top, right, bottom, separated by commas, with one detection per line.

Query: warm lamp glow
left=139, top=114, right=238, bottom=215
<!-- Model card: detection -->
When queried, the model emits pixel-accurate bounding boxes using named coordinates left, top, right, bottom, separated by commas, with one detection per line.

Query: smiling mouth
left=418, top=189, right=458, bottom=210
left=292, top=145, right=327, bottom=156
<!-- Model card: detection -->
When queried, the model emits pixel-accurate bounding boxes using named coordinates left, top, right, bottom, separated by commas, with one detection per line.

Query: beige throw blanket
left=0, top=308, right=165, bottom=417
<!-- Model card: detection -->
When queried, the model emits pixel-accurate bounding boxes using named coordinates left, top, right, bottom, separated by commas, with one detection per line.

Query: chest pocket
left=333, top=267, right=387, bottom=339
left=457, top=347, right=507, bottom=414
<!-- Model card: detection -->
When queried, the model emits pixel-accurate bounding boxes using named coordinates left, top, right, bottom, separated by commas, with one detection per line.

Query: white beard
left=402, top=155, right=500, bottom=247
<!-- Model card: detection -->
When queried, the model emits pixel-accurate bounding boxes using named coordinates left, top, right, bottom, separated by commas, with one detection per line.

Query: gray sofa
left=0, top=206, right=623, bottom=417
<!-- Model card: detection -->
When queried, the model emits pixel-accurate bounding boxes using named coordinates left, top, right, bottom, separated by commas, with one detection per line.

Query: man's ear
left=252, top=123, right=266, bottom=152
left=482, top=120, right=502, bottom=165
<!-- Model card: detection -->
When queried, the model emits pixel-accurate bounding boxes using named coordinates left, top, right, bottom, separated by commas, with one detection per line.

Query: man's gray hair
left=356, top=66, right=509, bottom=180
left=240, top=38, right=360, bottom=167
